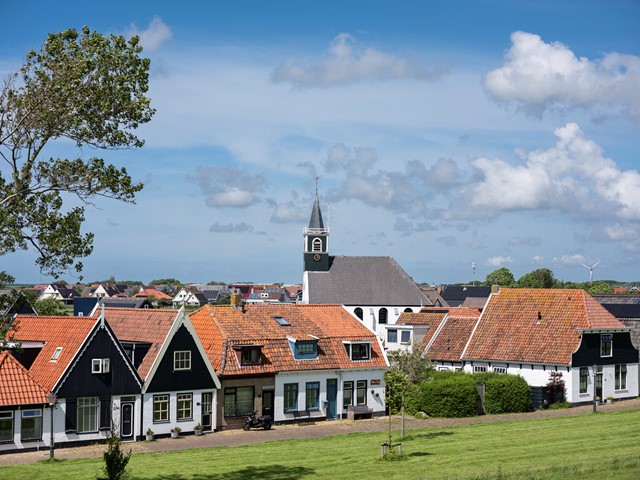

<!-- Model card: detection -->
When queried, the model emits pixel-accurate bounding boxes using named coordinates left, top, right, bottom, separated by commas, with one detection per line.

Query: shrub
left=102, top=424, right=131, bottom=480
left=483, top=375, right=532, bottom=414
left=415, top=376, right=478, bottom=417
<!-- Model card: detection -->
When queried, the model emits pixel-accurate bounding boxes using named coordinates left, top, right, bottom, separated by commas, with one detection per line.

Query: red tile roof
left=134, top=289, right=172, bottom=300
left=462, top=289, right=625, bottom=365
left=423, top=309, right=481, bottom=362
left=0, top=351, right=49, bottom=406
left=99, top=308, right=179, bottom=380
left=190, top=304, right=387, bottom=376
left=10, top=315, right=97, bottom=391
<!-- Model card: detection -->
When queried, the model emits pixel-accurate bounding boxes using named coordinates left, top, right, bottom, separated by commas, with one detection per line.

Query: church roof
left=306, top=256, right=432, bottom=306
left=308, top=190, right=324, bottom=229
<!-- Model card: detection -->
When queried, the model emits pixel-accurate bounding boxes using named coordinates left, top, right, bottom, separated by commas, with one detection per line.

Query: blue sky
left=2, top=0, right=639, bottom=285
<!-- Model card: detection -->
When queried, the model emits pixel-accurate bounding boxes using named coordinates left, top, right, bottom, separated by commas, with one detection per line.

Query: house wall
left=384, top=325, right=429, bottom=352
left=274, top=368, right=386, bottom=423
left=342, top=305, right=418, bottom=338
left=217, top=376, right=275, bottom=430
left=142, top=390, right=212, bottom=437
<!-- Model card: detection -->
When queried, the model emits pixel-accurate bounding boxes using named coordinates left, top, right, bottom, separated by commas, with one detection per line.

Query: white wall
left=142, top=390, right=214, bottom=436
left=274, top=368, right=386, bottom=423
left=342, top=305, right=418, bottom=338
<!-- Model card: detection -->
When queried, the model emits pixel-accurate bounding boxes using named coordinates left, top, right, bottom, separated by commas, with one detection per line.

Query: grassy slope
left=1, top=409, right=639, bottom=479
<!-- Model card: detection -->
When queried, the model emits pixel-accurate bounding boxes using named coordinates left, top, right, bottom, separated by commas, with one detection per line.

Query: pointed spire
left=308, top=178, right=324, bottom=229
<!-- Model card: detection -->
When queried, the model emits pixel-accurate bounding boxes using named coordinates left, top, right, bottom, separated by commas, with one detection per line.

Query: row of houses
left=0, top=301, right=387, bottom=453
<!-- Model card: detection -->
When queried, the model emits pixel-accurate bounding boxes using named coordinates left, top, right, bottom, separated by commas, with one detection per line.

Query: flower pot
left=195, top=429, right=203, bottom=436
left=145, top=434, right=154, bottom=441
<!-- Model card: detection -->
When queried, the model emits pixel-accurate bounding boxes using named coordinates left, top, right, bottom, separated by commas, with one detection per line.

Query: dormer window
left=344, top=341, right=372, bottom=361
left=288, top=336, right=318, bottom=360
left=601, top=334, right=613, bottom=357
left=233, top=345, right=263, bottom=366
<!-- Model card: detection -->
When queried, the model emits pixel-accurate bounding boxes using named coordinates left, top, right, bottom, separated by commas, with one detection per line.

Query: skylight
left=272, top=316, right=291, bottom=326
left=50, top=347, right=63, bottom=362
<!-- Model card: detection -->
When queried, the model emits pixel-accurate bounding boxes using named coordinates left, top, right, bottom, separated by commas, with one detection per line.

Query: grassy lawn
left=1, top=409, right=639, bottom=479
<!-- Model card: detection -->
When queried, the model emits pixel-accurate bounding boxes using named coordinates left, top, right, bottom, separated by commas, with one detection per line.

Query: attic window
left=344, top=341, right=372, bottom=361
left=273, top=316, right=291, bottom=326
left=50, top=347, right=63, bottom=362
left=240, top=347, right=262, bottom=365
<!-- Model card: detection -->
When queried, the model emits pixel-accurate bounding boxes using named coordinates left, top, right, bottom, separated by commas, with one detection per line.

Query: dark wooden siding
left=57, top=327, right=140, bottom=399
left=572, top=332, right=639, bottom=367
left=146, top=325, right=217, bottom=393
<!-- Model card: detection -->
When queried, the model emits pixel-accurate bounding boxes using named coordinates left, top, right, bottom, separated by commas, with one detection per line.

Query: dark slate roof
left=201, top=290, right=220, bottom=302
left=308, top=190, right=324, bottom=229
left=306, top=256, right=431, bottom=306
left=593, top=294, right=640, bottom=305
left=601, top=304, right=640, bottom=319
left=74, top=297, right=98, bottom=316
left=440, top=285, right=491, bottom=307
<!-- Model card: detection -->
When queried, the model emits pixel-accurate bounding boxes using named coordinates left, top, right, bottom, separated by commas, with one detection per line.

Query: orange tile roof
left=99, top=308, right=179, bottom=380
left=134, top=289, right=172, bottom=300
left=423, top=310, right=481, bottom=362
left=190, top=304, right=387, bottom=376
left=396, top=311, right=447, bottom=325
left=10, top=315, right=97, bottom=392
left=462, top=289, right=625, bottom=365
left=0, top=351, right=49, bottom=406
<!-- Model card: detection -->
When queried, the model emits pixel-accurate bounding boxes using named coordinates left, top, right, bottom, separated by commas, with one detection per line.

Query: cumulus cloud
left=189, top=167, right=265, bottom=208
left=486, top=256, right=514, bottom=267
left=269, top=201, right=309, bottom=224
left=466, top=122, right=640, bottom=220
left=209, top=222, right=265, bottom=234
left=484, top=31, right=640, bottom=122
left=127, top=15, right=172, bottom=52
left=552, top=254, right=587, bottom=265
left=272, top=33, right=448, bottom=88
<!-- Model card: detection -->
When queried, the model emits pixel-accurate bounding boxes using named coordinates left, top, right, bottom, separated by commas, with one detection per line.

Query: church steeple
left=303, top=184, right=330, bottom=272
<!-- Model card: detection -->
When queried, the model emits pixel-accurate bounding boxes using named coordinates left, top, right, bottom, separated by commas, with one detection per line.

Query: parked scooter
left=243, top=411, right=272, bottom=430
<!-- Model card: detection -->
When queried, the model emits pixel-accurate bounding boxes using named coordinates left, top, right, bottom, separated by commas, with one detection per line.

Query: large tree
left=517, top=268, right=558, bottom=288
left=1, top=27, right=155, bottom=341
left=484, top=267, right=516, bottom=287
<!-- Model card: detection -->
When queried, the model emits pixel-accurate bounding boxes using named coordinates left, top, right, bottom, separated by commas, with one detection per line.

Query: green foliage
left=0, top=26, right=154, bottom=279
left=207, top=280, right=227, bottom=285
left=34, top=298, right=68, bottom=316
left=149, top=278, right=181, bottom=286
left=386, top=345, right=433, bottom=384
left=483, top=375, right=532, bottom=414
left=415, top=375, right=478, bottom=417
left=102, top=424, right=131, bottom=480
left=484, top=268, right=516, bottom=287
left=548, top=401, right=572, bottom=410
left=517, top=268, right=558, bottom=288
left=216, top=292, right=231, bottom=305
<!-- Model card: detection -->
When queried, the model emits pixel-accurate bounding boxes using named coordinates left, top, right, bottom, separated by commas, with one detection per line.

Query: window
left=295, top=341, right=318, bottom=359
left=241, top=348, right=261, bottom=365
left=224, top=386, right=254, bottom=416
left=306, top=382, right=320, bottom=410
left=283, top=383, right=298, bottom=412
left=77, top=397, right=99, bottom=433
left=356, top=380, right=367, bottom=405
left=404, top=308, right=413, bottom=313
left=153, top=395, right=169, bottom=423
left=387, top=329, right=398, bottom=343
left=91, top=358, right=109, bottom=373
left=343, top=381, right=354, bottom=408
left=474, top=366, right=487, bottom=373
left=345, top=342, right=371, bottom=361
left=493, top=366, right=507, bottom=374
left=0, top=411, right=13, bottom=442
left=177, top=393, right=193, bottom=420
left=354, top=308, right=363, bottom=320
left=601, top=334, right=612, bottom=357
left=50, top=347, right=63, bottom=362
left=400, top=331, right=411, bottom=344
left=273, top=316, right=291, bottom=326
left=312, top=237, right=323, bottom=253
left=615, top=364, right=627, bottom=390
left=174, top=351, right=191, bottom=370
left=379, top=308, right=388, bottom=324
left=21, top=409, right=42, bottom=441
left=580, top=367, right=589, bottom=394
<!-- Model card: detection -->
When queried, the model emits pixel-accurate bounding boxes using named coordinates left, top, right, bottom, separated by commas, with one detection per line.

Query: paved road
left=1, top=397, right=639, bottom=467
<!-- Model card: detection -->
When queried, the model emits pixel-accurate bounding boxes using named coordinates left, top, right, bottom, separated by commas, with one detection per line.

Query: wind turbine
left=581, top=260, right=600, bottom=283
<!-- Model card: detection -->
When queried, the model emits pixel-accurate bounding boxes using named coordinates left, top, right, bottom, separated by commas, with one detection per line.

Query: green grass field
left=1, top=409, right=639, bottom=479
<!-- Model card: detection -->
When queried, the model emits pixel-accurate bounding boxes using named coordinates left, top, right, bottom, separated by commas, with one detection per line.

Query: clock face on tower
left=313, top=253, right=321, bottom=261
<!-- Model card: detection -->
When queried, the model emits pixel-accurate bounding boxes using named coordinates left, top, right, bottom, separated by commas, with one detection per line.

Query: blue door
left=326, top=379, right=338, bottom=419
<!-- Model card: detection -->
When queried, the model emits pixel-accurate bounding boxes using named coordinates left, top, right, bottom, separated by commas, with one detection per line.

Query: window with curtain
left=77, top=397, right=99, bottom=433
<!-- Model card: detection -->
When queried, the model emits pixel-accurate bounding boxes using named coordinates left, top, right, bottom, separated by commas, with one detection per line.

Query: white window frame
left=177, top=393, right=193, bottom=420
left=21, top=409, right=42, bottom=441
left=615, top=364, right=627, bottom=390
left=0, top=411, right=14, bottom=442
left=344, top=342, right=371, bottom=361
left=153, top=394, right=170, bottom=423
left=77, top=397, right=99, bottom=433
left=579, top=367, right=589, bottom=393
left=174, top=351, right=191, bottom=371
left=600, top=334, right=613, bottom=357
left=50, top=347, right=63, bottom=362
left=400, top=330, right=411, bottom=344
left=474, top=365, right=487, bottom=373
left=493, top=366, right=507, bottom=374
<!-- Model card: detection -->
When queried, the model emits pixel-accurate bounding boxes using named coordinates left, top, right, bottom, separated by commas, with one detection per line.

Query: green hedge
left=483, top=375, right=532, bottom=414
left=414, top=376, right=478, bottom=418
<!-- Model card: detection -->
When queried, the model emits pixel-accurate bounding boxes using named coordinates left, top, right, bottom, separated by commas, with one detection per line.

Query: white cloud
left=532, top=255, right=545, bottom=264
left=467, top=122, right=640, bottom=220
left=272, top=33, right=448, bottom=88
left=552, top=254, right=587, bottom=266
left=209, top=222, right=265, bottom=234
left=270, top=201, right=309, bottom=224
left=127, top=15, right=172, bottom=52
left=484, top=31, right=640, bottom=122
left=486, top=256, right=514, bottom=267
left=189, top=167, right=265, bottom=208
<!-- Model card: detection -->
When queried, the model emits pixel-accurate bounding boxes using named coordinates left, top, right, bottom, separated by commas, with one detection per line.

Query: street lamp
left=592, top=365, right=597, bottom=413
left=47, top=393, right=56, bottom=462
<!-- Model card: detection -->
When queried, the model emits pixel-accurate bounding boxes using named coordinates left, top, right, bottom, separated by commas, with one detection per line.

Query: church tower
left=303, top=188, right=330, bottom=272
